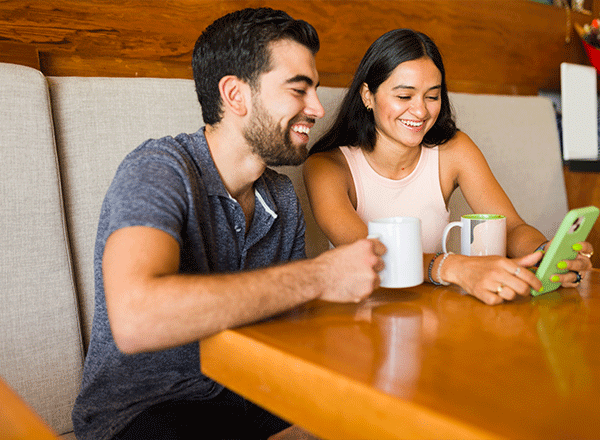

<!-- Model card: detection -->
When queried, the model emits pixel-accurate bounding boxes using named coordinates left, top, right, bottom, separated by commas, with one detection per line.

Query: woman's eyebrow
left=392, top=84, right=442, bottom=91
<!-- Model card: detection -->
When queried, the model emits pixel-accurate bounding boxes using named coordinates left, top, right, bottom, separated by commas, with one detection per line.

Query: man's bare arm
left=103, top=226, right=385, bottom=354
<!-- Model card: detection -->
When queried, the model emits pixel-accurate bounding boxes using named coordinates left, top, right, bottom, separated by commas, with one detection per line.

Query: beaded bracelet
left=436, top=252, right=454, bottom=286
left=535, top=241, right=549, bottom=253
left=533, top=241, right=549, bottom=268
left=428, top=252, right=444, bottom=285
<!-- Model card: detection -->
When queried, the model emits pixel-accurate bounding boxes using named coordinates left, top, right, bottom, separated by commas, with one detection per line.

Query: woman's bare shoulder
left=438, top=131, right=484, bottom=161
left=305, top=147, right=350, bottom=174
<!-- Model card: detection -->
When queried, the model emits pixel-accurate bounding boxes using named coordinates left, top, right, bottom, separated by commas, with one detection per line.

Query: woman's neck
left=363, top=142, right=422, bottom=180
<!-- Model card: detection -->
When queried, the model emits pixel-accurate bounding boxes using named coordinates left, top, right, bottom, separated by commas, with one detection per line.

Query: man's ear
left=218, top=75, right=249, bottom=117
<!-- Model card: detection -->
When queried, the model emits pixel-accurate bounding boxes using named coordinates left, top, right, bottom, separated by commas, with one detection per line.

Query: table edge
left=201, top=329, right=505, bottom=440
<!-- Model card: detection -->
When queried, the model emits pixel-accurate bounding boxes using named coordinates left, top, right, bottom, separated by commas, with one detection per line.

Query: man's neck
left=204, top=123, right=265, bottom=201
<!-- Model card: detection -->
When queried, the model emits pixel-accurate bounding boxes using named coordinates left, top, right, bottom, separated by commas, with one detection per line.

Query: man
left=72, top=7, right=384, bottom=440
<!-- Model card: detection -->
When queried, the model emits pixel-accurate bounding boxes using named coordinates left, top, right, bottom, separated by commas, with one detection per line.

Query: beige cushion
left=0, top=62, right=83, bottom=435
left=448, top=92, right=568, bottom=241
left=48, top=77, right=203, bottom=346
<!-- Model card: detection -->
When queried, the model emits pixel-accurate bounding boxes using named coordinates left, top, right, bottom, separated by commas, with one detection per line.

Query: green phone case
left=531, top=206, right=600, bottom=296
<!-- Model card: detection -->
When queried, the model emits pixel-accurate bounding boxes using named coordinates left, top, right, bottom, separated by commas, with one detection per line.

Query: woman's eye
left=397, top=96, right=411, bottom=100
left=426, top=95, right=440, bottom=101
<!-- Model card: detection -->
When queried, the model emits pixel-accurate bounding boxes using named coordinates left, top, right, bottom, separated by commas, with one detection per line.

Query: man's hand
left=314, top=238, right=386, bottom=303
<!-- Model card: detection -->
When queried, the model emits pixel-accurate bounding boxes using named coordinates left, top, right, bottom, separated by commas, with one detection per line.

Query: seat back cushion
left=447, top=92, right=568, bottom=248
left=48, top=77, right=203, bottom=347
left=0, top=63, right=83, bottom=435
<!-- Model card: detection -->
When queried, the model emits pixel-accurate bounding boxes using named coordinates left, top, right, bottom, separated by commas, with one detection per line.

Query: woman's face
left=363, top=57, right=442, bottom=150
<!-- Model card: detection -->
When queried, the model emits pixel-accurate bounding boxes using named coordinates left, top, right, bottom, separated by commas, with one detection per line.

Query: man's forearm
left=108, top=258, right=325, bottom=355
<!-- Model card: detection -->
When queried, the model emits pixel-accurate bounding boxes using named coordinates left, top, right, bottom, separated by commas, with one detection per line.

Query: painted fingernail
left=551, top=275, right=560, bottom=282
left=572, top=243, right=583, bottom=251
left=557, top=261, right=568, bottom=270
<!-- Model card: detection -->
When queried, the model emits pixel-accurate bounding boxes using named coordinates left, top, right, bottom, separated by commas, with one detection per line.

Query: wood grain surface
left=0, top=379, right=59, bottom=440
left=0, top=0, right=594, bottom=93
left=202, top=270, right=600, bottom=439
left=0, top=41, right=39, bottom=69
left=564, top=167, right=600, bottom=267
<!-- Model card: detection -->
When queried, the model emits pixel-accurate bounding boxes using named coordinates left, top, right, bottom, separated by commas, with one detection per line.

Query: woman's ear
left=218, top=75, right=249, bottom=117
left=360, top=83, right=373, bottom=111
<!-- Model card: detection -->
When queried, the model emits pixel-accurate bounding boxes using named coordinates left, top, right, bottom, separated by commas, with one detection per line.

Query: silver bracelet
left=436, top=252, right=454, bottom=286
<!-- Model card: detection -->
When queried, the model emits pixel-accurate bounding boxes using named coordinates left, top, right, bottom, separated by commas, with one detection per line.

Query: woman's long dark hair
left=310, top=29, right=457, bottom=155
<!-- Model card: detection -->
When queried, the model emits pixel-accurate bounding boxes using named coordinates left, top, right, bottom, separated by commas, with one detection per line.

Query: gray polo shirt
left=72, top=127, right=306, bottom=440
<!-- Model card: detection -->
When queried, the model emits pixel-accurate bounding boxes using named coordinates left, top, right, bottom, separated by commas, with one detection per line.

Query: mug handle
left=442, top=221, right=462, bottom=253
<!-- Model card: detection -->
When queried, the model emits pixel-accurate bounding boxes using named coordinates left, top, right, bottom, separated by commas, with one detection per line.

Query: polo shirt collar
left=193, top=127, right=279, bottom=219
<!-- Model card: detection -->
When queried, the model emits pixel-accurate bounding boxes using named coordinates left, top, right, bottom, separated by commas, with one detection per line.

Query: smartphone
left=531, top=206, right=599, bottom=296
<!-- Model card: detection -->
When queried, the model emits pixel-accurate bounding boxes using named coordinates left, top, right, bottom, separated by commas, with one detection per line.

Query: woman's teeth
left=401, top=120, right=423, bottom=128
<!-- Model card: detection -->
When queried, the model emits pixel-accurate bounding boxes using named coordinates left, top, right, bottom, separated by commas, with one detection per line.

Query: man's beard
left=243, top=97, right=311, bottom=167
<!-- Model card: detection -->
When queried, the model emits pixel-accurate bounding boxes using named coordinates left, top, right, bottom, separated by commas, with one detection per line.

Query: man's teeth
left=292, top=125, right=310, bottom=134
left=402, top=120, right=423, bottom=127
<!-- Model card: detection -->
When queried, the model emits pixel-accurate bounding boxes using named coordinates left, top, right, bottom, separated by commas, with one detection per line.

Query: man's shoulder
left=130, top=130, right=201, bottom=156
left=262, top=167, right=296, bottom=193
left=107, top=130, right=209, bottom=198
left=120, top=129, right=206, bottom=170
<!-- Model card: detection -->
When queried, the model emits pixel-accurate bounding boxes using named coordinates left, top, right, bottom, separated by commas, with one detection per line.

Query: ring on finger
left=573, top=271, right=582, bottom=284
left=514, top=267, right=521, bottom=276
left=580, top=251, right=593, bottom=258
left=496, top=283, right=504, bottom=294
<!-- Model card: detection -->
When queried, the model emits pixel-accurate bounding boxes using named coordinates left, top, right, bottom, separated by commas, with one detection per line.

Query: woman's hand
left=441, top=252, right=544, bottom=305
left=549, top=241, right=594, bottom=287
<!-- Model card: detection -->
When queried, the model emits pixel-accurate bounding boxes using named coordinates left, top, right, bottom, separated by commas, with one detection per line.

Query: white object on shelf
left=560, top=62, right=598, bottom=160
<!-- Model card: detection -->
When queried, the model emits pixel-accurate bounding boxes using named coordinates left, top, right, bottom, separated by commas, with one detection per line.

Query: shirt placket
left=230, top=203, right=248, bottom=268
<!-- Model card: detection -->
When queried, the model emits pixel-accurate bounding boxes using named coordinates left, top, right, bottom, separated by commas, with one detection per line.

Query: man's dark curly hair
left=192, top=8, right=320, bottom=126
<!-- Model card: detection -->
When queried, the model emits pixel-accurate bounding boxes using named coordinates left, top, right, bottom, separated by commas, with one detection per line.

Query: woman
left=304, top=29, right=593, bottom=305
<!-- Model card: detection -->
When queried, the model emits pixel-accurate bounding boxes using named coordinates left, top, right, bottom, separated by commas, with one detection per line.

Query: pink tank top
left=340, top=146, right=449, bottom=253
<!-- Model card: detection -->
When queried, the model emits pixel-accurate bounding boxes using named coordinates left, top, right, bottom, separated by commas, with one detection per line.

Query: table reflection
left=534, top=291, right=595, bottom=398
left=371, top=304, right=423, bottom=397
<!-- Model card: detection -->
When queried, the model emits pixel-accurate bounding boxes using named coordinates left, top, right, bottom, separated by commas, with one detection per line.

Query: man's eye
left=293, top=89, right=307, bottom=95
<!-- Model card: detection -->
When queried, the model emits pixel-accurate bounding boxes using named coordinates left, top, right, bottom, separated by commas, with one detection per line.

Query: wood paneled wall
left=0, top=0, right=595, bottom=94
left=0, top=41, right=39, bottom=69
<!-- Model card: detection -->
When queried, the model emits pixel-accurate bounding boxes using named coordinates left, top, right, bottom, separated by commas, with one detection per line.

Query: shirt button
left=235, top=226, right=242, bottom=233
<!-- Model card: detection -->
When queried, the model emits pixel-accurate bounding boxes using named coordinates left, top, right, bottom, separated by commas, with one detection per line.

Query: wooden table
left=201, top=270, right=600, bottom=439
left=0, top=377, right=59, bottom=440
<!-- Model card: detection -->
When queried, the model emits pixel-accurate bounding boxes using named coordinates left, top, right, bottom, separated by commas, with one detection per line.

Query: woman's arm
left=438, top=132, right=592, bottom=302
left=303, top=149, right=369, bottom=245
left=440, top=131, right=546, bottom=257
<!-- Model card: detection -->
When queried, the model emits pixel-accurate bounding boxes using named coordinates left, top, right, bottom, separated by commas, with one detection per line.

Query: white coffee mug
left=442, top=214, right=506, bottom=256
left=368, top=217, right=423, bottom=288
